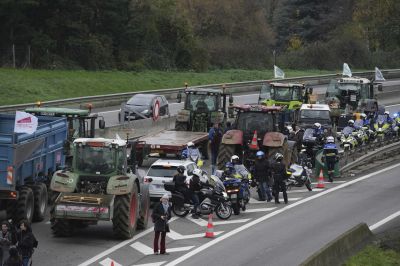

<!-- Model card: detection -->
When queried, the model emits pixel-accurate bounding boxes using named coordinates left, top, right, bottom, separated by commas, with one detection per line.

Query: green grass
left=345, top=245, right=400, bottom=266
left=0, top=68, right=336, bottom=106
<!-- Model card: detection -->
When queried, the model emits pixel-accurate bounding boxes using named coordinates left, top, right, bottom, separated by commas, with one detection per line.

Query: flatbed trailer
left=135, top=130, right=209, bottom=165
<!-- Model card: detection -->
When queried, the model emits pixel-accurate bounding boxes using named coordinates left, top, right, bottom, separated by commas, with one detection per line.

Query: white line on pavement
left=248, top=198, right=301, bottom=204
left=311, top=180, right=347, bottom=185
left=78, top=217, right=179, bottom=266
left=287, top=188, right=324, bottom=193
left=99, top=258, right=122, bottom=266
left=245, top=207, right=277, bottom=213
left=369, top=210, right=400, bottom=231
left=168, top=230, right=223, bottom=240
left=131, top=241, right=195, bottom=256
left=130, top=262, right=167, bottom=266
left=164, top=162, right=400, bottom=266
left=185, top=216, right=250, bottom=226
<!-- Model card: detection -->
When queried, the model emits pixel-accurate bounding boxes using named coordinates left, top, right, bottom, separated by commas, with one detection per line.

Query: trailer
left=0, top=114, right=67, bottom=223
left=135, top=130, right=209, bottom=166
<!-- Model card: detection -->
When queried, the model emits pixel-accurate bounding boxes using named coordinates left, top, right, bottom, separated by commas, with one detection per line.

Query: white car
left=145, top=159, right=198, bottom=200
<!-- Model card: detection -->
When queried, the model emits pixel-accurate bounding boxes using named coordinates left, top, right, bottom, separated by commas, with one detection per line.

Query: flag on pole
left=342, top=63, right=352, bottom=77
left=274, top=65, right=285, bottom=79
left=14, top=111, right=38, bottom=134
left=375, top=67, right=385, bottom=81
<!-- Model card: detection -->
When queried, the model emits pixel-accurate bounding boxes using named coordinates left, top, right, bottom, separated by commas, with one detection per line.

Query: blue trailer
left=0, top=114, right=67, bottom=223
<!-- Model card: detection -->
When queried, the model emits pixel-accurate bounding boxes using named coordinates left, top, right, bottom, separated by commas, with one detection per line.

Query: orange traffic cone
left=205, top=214, right=215, bottom=238
left=249, top=130, right=259, bottom=150
left=110, top=261, right=115, bottom=266
left=316, top=169, right=325, bottom=188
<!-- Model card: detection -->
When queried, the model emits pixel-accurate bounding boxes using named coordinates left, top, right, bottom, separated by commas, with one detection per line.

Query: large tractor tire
left=14, top=186, right=34, bottom=224
left=113, top=185, right=139, bottom=239
left=32, top=183, right=48, bottom=222
left=175, top=122, right=187, bottom=131
left=51, top=218, right=75, bottom=237
left=217, top=144, right=235, bottom=170
left=137, top=185, right=150, bottom=230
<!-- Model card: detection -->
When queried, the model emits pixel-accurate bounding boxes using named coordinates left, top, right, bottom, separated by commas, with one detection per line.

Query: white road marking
left=78, top=217, right=179, bottom=266
left=168, top=230, right=223, bottom=240
left=99, top=258, right=122, bottom=266
left=245, top=207, right=277, bottom=213
left=287, top=188, right=324, bottom=193
left=311, top=180, right=347, bottom=185
left=130, top=241, right=194, bottom=256
left=248, top=198, right=301, bottom=204
left=185, top=216, right=250, bottom=226
left=369, top=210, right=400, bottom=231
left=163, top=162, right=400, bottom=266
left=130, top=262, right=167, bottom=266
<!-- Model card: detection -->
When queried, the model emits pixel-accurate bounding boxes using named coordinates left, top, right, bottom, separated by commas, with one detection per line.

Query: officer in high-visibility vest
left=322, top=136, right=338, bottom=182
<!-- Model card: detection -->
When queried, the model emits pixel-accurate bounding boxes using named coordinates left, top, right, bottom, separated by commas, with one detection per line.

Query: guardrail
left=2, top=69, right=400, bottom=113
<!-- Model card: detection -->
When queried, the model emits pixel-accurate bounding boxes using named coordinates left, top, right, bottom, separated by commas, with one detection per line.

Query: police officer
left=253, top=151, right=272, bottom=202
left=189, top=169, right=203, bottom=219
left=322, top=136, right=338, bottom=182
left=271, top=153, right=289, bottom=204
left=173, top=166, right=190, bottom=203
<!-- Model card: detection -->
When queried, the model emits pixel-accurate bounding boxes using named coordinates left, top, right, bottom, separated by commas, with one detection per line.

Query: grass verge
left=345, top=244, right=400, bottom=266
left=0, top=68, right=337, bottom=106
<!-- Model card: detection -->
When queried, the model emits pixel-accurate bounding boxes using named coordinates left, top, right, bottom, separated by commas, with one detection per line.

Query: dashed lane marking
left=168, top=230, right=223, bottom=240
left=130, top=241, right=194, bottom=256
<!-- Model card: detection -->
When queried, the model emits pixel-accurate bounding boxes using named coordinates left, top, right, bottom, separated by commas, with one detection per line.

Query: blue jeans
left=191, top=193, right=200, bottom=213
left=259, top=181, right=272, bottom=201
left=22, top=256, right=31, bottom=266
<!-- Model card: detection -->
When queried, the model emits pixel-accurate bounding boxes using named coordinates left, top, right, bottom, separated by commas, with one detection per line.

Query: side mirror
left=177, top=92, right=182, bottom=103
left=99, top=119, right=105, bottom=129
left=378, top=84, right=383, bottom=92
left=229, top=94, right=234, bottom=105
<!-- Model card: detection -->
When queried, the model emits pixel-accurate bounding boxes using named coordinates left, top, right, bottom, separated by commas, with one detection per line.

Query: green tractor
left=50, top=138, right=150, bottom=239
left=25, top=107, right=105, bottom=164
left=258, top=82, right=313, bottom=109
left=175, top=87, right=233, bottom=132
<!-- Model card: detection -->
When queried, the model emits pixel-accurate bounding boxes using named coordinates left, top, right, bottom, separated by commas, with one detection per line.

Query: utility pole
left=12, top=44, right=16, bottom=68
left=273, top=50, right=276, bottom=66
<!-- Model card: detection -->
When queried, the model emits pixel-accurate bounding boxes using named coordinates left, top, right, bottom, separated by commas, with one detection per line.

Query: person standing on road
left=16, top=220, right=37, bottom=266
left=253, top=151, right=273, bottom=202
left=0, top=221, right=12, bottom=266
left=3, top=247, right=22, bottom=266
left=208, top=123, right=223, bottom=174
left=271, top=153, right=289, bottom=204
left=152, top=194, right=172, bottom=255
left=322, top=136, right=338, bottom=182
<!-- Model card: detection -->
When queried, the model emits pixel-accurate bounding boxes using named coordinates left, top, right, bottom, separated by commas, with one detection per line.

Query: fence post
left=12, top=44, right=16, bottom=68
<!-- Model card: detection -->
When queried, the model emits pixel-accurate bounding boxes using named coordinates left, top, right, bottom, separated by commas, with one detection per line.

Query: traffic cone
left=205, top=214, right=215, bottom=238
left=316, top=169, right=325, bottom=188
left=110, top=261, right=115, bottom=266
left=249, top=130, right=259, bottom=150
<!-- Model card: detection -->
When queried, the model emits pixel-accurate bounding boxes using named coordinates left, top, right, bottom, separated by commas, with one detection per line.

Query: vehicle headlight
left=141, top=109, right=149, bottom=114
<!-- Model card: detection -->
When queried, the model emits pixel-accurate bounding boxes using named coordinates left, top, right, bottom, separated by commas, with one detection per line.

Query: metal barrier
left=1, top=69, right=400, bottom=113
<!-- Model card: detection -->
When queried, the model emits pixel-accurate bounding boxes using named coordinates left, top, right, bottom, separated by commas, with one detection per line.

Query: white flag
left=274, top=65, right=285, bottom=79
left=14, top=111, right=38, bottom=134
left=343, top=63, right=352, bottom=77
left=375, top=67, right=385, bottom=81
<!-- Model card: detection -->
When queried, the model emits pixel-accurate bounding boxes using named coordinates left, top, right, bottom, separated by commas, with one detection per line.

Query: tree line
left=1, top=0, right=399, bottom=70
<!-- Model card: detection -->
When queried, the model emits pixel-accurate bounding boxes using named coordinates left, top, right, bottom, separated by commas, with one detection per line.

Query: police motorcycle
left=301, top=128, right=324, bottom=166
left=286, top=161, right=313, bottom=191
left=181, top=142, right=204, bottom=167
left=353, top=119, right=369, bottom=145
left=393, top=112, right=400, bottom=137
left=374, top=115, right=391, bottom=141
left=216, top=162, right=252, bottom=215
left=164, top=170, right=232, bottom=220
left=337, top=126, right=358, bottom=151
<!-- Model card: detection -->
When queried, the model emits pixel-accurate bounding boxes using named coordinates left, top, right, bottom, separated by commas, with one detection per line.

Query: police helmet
left=348, top=119, right=355, bottom=126
left=231, top=155, right=240, bottom=163
left=187, top=141, right=195, bottom=148
left=314, top=122, right=321, bottom=129
left=360, top=113, right=367, bottom=118
left=326, top=136, right=335, bottom=143
left=256, top=151, right=265, bottom=158
left=177, top=165, right=185, bottom=174
left=274, top=153, right=283, bottom=161
left=192, top=168, right=202, bottom=177
left=385, top=111, right=390, bottom=115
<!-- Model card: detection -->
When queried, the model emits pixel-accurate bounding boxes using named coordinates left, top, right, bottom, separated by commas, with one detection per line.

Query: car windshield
left=236, top=112, right=274, bottom=134
left=75, top=145, right=118, bottom=174
left=185, top=93, right=218, bottom=112
left=326, top=79, right=362, bottom=97
left=300, top=110, right=330, bottom=120
left=127, top=95, right=153, bottom=106
left=259, top=84, right=302, bottom=102
left=147, top=165, right=178, bottom=178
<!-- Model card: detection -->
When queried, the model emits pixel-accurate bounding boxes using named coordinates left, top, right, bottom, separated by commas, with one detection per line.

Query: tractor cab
left=175, top=87, right=233, bottom=132
left=258, top=82, right=312, bottom=110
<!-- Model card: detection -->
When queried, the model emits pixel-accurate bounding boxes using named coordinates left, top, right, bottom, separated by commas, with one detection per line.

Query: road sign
left=153, top=100, right=160, bottom=121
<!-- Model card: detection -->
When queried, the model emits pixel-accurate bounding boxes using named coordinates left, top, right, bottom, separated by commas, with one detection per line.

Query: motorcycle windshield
left=376, top=115, right=386, bottom=124
left=303, top=128, right=316, bottom=142
left=354, top=119, right=363, bottom=129
left=342, top=126, right=354, bottom=135
left=234, top=164, right=250, bottom=178
left=209, top=175, right=226, bottom=192
left=188, top=147, right=200, bottom=161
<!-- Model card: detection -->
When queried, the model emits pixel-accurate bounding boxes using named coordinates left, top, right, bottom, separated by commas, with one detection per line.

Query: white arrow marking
left=248, top=198, right=301, bottom=204
left=185, top=216, right=250, bottom=226
left=130, top=262, right=167, bottom=266
left=168, top=230, right=224, bottom=240
left=99, top=258, right=122, bottom=266
left=131, top=241, right=195, bottom=256
left=244, top=207, right=277, bottom=213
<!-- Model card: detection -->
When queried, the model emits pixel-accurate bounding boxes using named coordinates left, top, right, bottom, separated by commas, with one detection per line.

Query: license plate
left=56, top=205, right=109, bottom=214
left=230, top=194, right=237, bottom=199
left=152, top=184, right=163, bottom=189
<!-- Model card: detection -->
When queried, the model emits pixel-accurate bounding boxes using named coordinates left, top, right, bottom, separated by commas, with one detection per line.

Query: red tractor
left=216, top=105, right=296, bottom=169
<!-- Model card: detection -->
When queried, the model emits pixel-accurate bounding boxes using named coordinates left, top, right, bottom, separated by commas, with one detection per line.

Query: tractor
left=325, top=76, right=383, bottom=127
left=175, top=87, right=233, bottom=132
left=216, top=105, right=297, bottom=170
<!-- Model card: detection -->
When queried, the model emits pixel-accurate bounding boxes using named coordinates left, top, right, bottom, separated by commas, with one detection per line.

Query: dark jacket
left=4, top=257, right=22, bottom=266
left=151, top=202, right=172, bottom=232
left=189, top=175, right=202, bottom=192
left=173, top=173, right=186, bottom=187
left=16, top=229, right=35, bottom=258
left=271, top=161, right=288, bottom=183
left=208, top=127, right=223, bottom=151
left=253, top=159, right=271, bottom=183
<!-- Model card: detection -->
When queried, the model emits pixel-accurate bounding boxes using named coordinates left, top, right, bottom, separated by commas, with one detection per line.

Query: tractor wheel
left=175, top=122, right=187, bottom=131
left=113, top=185, right=139, bottom=239
left=137, top=186, right=150, bottom=230
left=14, top=187, right=34, bottom=224
left=217, top=144, right=235, bottom=169
left=51, top=218, right=75, bottom=237
left=32, top=183, right=48, bottom=222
